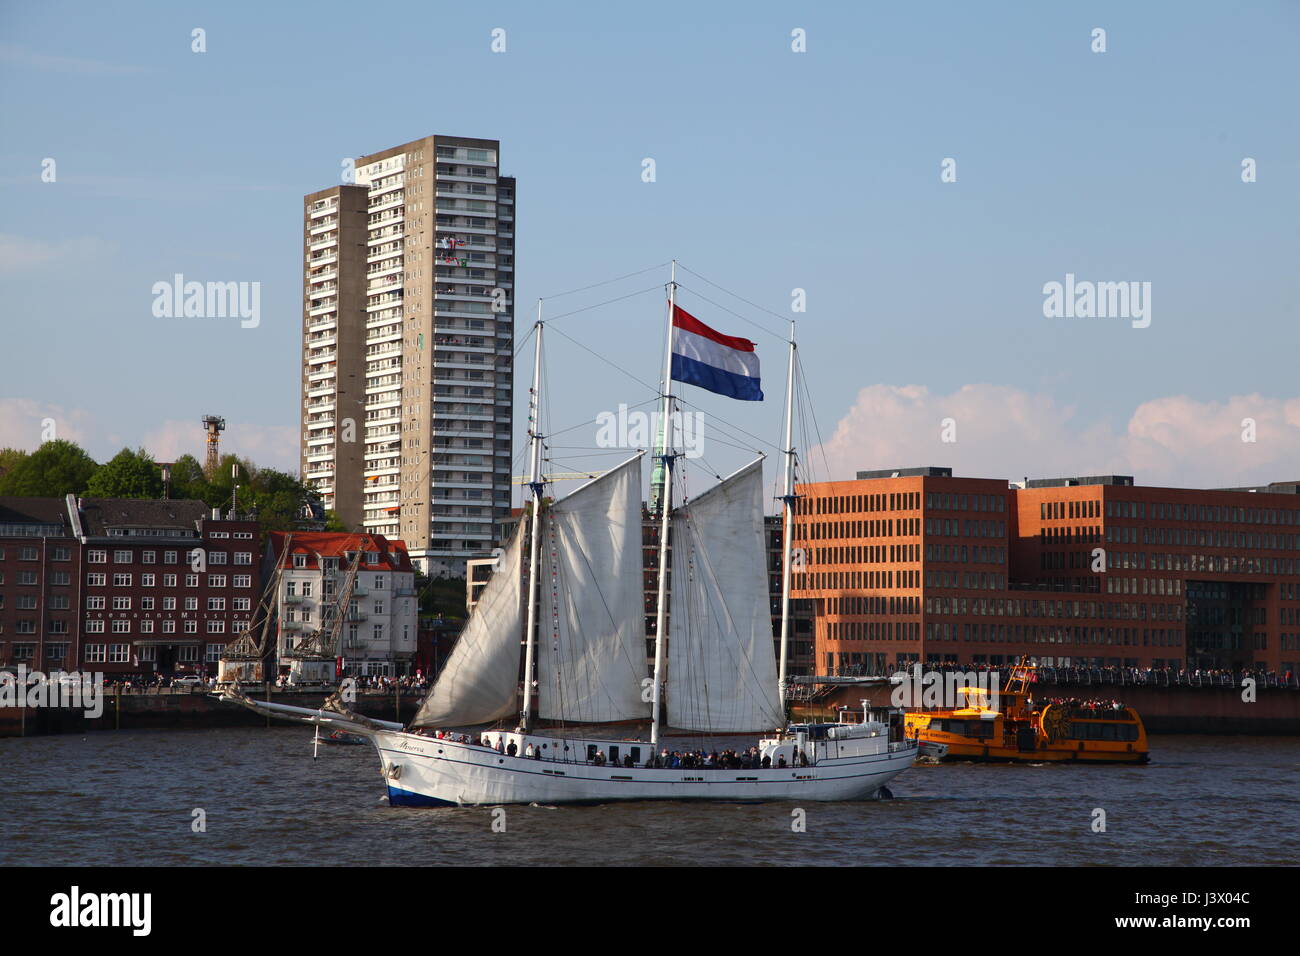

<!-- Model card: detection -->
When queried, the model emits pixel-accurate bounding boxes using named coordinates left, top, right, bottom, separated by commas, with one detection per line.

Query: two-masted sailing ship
left=223, top=263, right=917, bottom=805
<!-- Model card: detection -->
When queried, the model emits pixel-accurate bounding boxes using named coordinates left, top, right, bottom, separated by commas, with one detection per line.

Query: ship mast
left=777, top=321, right=797, bottom=720
left=520, top=307, right=545, bottom=732
left=650, top=261, right=678, bottom=747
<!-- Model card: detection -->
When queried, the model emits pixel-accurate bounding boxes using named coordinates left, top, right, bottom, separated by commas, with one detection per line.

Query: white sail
left=538, top=454, right=651, bottom=723
left=410, top=522, right=524, bottom=728
left=667, top=458, right=783, bottom=732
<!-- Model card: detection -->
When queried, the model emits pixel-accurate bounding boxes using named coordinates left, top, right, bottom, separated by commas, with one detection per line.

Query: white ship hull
left=373, top=730, right=916, bottom=806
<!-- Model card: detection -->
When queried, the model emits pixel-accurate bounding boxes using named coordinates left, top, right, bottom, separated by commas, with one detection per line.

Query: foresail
left=410, top=522, right=524, bottom=728
left=538, top=454, right=652, bottom=723
left=666, top=458, right=783, bottom=732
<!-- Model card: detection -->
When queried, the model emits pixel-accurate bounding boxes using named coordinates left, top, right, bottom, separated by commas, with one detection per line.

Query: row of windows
left=806, top=491, right=924, bottom=516
left=84, top=619, right=234, bottom=635
left=796, top=569, right=921, bottom=591
left=0, top=546, right=73, bottom=561
left=925, top=622, right=1186, bottom=647
left=1040, top=500, right=1101, bottom=520
left=83, top=573, right=253, bottom=588
left=86, top=549, right=253, bottom=565
left=927, top=596, right=1186, bottom=622
left=1110, top=500, right=1300, bottom=526
left=824, top=620, right=922, bottom=642
left=812, top=544, right=921, bottom=566
left=85, top=596, right=252, bottom=611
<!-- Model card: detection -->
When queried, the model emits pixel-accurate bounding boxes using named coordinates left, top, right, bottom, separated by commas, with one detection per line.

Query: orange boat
left=903, top=661, right=1150, bottom=764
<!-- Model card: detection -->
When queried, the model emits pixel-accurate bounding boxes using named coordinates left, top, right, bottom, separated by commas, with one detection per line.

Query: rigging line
left=670, top=393, right=781, bottom=454
left=545, top=322, right=661, bottom=395
left=675, top=282, right=790, bottom=346
left=796, top=350, right=835, bottom=487
left=511, top=321, right=538, bottom=362
left=675, top=262, right=795, bottom=335
left=544, top=283, right=665, bottom=325
left=540, top=261, right=671, bottom=302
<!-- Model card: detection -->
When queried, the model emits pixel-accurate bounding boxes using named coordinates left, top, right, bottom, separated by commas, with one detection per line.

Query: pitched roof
left=0, top=496, right=73, bottom=532
left=77, top=498, right=208, bottom=537
left=267, top=531, right=413, bottom=573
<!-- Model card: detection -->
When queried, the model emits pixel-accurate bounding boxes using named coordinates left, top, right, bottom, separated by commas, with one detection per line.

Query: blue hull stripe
left=671, top=353, right=763, bottom=401
left=387, top=784, right=458, bottom=808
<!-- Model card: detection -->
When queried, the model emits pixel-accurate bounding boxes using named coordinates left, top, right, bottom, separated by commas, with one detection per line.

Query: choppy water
left=2, top=729, right=1297, bottom=866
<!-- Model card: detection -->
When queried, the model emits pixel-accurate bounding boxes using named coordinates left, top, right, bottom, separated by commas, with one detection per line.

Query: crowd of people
left=1042, top=696, right=1130, bottom=718
left=893, top=660, right=1299, bottom=689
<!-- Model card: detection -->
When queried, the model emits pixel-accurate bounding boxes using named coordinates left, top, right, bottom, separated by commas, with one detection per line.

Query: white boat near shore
left=223, top=262, right=916, bottom=805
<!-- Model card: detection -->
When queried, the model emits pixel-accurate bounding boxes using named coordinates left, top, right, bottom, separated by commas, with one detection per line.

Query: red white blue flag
left=670, top=304, right=763, bottom=401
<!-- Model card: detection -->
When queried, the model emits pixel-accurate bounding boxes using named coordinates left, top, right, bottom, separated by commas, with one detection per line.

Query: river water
left=2, top=729, right=1297, bottom=866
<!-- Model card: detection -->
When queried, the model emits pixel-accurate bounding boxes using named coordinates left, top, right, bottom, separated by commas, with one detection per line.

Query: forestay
left=666, top=458, right=784, bottom=732
left=410, top=521, right=524, bottom=728
left=538, top=453, right=651, bottom=723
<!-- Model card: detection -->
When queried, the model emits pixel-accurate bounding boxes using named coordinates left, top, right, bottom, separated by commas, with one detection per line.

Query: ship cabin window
left=932, top=718, right=994, bottom=738
left=629, top=747, right=641, bottom=764
left=586, top=745, right=597, bottom=761
left=1069, top=722, right=1139, bottom=742
left=609, top=746, right=619, bottom=763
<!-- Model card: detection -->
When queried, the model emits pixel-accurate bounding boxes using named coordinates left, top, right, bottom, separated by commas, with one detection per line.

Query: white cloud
left=0, top=398, right=96, bottom=450
left=0, top=234, right=115, bottom=273
left=140, top=420, right=299, bottom=473
left=0, top=400, right=297, bottom=473
left=811, top=384, right=1300, bottom=490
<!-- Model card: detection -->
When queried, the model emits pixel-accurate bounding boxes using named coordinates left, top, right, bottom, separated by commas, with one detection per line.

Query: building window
left=85, top=619, right=105, bottom=633
left=140, top=620, right=154, bottom=634
left=142, top=551, right=156, bottom=564
left=184, top=621, right=197, bottom=634
left=112, top=596, right=131, bottom=610
left=87, top=550, right=107, bottom=564
left=142, top=573, right=155, bottom=587
left=112, top=573, right=131, bottom=587
left=179, top=646, right=199, bottom=663
left=112, top=620, right=130, bottom=634
left=85, top=644, right=106, bottom=663
left=109, top=644, right=130, bottom=663
left=207, top=620, right=225, bottom=634
left=113, top=550, right=131, bottom=563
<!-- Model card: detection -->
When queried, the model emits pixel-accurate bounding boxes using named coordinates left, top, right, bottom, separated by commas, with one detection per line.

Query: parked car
left=173, top=675, right=204, bottom=686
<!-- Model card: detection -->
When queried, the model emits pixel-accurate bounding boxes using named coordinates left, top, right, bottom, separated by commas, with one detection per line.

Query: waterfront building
left=0, top=496, right=261, bottom=677
left=299, top=135, right=516, bottom=578
left=0, top=496, right=81, bottom=673
left=792, top=467, right=1300, bottom=677
left=265, top=531, right=418, bottom=677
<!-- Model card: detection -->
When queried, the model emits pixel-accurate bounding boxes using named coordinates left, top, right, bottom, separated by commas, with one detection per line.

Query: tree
left=168, top=454, right=208, bottom=501
left=85, top=447, right=164, bottom=499
left=0, top=440, right=98, bottom=497
left=0, top=448, right=29, bottom=485
left=323, top=509, right=350, bottom=532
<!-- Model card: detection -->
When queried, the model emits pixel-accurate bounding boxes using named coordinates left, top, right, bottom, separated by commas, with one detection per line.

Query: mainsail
left=666, top=458, right=784, bottom=732
left=410, top=521, right=524, bottom=728
left=538, top=454, right=651, bottom=723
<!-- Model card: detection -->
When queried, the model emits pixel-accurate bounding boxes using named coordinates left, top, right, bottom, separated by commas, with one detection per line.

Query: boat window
left=586, top=745, right=597, bottom=761
left=630, top=747, right=641, bottom=763
left=609, top=746, right=620, bottom=763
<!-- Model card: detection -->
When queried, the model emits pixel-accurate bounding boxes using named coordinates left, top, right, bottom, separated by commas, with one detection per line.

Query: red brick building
left=792, top=468, right=1300, bottom=677
left=0, top=496, right=81, bottom=671
left=0, top=496, right=262, bottom=678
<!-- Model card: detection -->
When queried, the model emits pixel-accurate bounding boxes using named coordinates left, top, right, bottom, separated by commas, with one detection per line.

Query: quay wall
left=0, top=687, right=422, bottom=738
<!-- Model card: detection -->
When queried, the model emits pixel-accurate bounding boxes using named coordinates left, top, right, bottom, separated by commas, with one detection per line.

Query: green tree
left=0, top=447, right=29, bottom=485
left=0, top=440, right=98, bottom=497
left=323, top=509, right=350, bottom=532
left=85, top=447, right=164, bottom=499
left=168, top=453, right=208, bottom=501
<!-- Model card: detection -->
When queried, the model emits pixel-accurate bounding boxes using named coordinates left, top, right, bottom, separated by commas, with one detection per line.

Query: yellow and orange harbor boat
left=903, top=662, right=1150, bottom=764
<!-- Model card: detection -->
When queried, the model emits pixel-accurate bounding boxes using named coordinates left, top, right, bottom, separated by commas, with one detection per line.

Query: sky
left=2, top=1, right=1298, bottom=509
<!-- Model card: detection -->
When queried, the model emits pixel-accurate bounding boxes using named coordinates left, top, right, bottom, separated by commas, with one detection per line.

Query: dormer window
left=293, top=554, right=307, bottom=569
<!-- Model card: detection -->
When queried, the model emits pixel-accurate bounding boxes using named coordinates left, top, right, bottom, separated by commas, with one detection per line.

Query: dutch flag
left=669, top=304, right=763, bottom=401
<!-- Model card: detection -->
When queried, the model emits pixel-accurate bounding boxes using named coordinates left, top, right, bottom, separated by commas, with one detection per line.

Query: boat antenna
left=650, top=260, right=678, bottom=748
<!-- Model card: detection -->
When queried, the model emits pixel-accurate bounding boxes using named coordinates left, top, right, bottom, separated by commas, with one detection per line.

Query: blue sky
left=2, top=1, right=1298, bottom=502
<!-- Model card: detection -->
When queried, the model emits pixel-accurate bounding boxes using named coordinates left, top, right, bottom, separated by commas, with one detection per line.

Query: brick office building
left=792, top=467, right=1300, bottom=678
left=76, top=499, right=262, bottom=677
left=0, top=496, right=262, bottom=678
left=0, top=496, right=82, bottom=671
